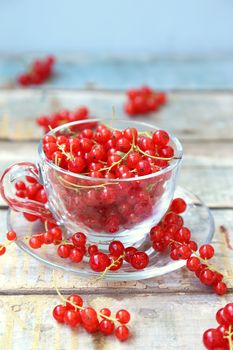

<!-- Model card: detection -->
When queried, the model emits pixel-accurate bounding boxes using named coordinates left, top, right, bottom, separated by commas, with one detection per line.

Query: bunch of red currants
left=203, top=303, right=233, bottom=349
left=124, top=86, right=167, bottom=116
left=37, top=107, right=91, bottom=133
left=17, top=56, right=55, bottom=86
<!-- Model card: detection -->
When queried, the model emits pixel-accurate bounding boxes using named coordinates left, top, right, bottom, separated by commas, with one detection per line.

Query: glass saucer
left=7, top=187, right=215, bottom=281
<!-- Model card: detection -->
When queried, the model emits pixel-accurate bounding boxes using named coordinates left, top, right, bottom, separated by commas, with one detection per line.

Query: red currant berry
left=109, top=241, right=125, bottom=257
left=186, top=257, right=201, bottom=271
left=0, top=245, right=6, bottom=256
left=153, top=130, right=170, bottom=147
left=80, top=307, right=98, bottom=326
left=53, top=305, right=66, bottom=323
left=72, top=232, right=86, bottom=247
left=131, top=251, right=149, bottom=269
left=223, top=303, right=233, bottom=323
left=199, top=244, right=215, bottom=260
left=57, top=244, right=71, bottom=258
left=64, top=310, right=81, bottom=327
left=66, top=294, right=83, bottom=310
left=213, top=281, right=227, bottom=296
left=202, top=328, right=224, bottom=349
left=199, top=269, right=216, bottom=285
left=216, top=308, right=229, bottom=325
left=116, top=309, right=131, bottom=324
left=89, top=252, right=110, bottom=272
left=100, top=308, right=111, bottom=318
left=115, top=325, right=130, bottom=342
left=69, top=248, right=84, bottom=263
left=170, top=198, right=187, bottom=214
left=124, top=247, right=137, bottom=263
left=99, top=320, right=115, bottom=335
left=29, top=237, right=42, bottom=249
left=6, top=230, right=17, bottom=241
left=88, top=245, right=98, bottom=255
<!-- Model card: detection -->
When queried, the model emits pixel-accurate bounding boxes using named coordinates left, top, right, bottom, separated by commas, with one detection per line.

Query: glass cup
left=0, top=119, right=183, bottom=247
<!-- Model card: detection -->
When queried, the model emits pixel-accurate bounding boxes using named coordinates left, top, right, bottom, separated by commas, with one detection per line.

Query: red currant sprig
left=150, top=197, right=229, bottom=296
left=203, top=303, right=233, bottom=349
left=124, top=86, right=167, bottom=116
left=37, top=106, right=91, bottom=133
left=52, top=272, right=131, bottom=341
left=17, top=55, right=55, bottom=86
left=0, top=230, right=18, bottom=256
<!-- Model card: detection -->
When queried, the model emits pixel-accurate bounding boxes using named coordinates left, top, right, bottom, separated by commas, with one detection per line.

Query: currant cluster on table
left=37, top=106, right=91, bottom=133
left=150, top=197, right=227, bottom=296
left=124, top=86, right=167, bottom=116
left=203, top=303, right=233, bottom=349
left=17, top=55, right=55, bottom=86
left=53, top=294, right=130, bottom=341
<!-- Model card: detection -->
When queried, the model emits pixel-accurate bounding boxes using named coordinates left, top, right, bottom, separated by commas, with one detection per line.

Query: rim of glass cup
left=38, top=119, right=183, bottom=182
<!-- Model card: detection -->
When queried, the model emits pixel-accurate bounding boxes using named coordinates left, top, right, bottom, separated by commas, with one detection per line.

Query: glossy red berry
left=53, top=305, right=66, bottom=323
left=153, top=130, right=170, bottom=147
left=64, top=310, right=81, bottom=327
left=0, top=245, right=6, bottom=256
left=124, top=247, right=137, bottom=263
left=116, top=310, right=131, bottom=324
left=216, top=308, right=229, bottom=325
left=89, top=252, right=110, bottom=272
left=115, top=325, right=130, bottom=342
left=186, top=257, right=201, bottom=272
left=199, top=269, right=216, bottom=286
left=213, top=281, right=227, bottom=296
left=202, top=328, right=224, bottom=349
left=29, top=236, right=42, bottom=249
left=66, top=294, right=83, bottom=310
left=109, top=241, right=125, bottom=257
left=199, top=244, right=215, bottom=260
left=223, top=303, right=233, bottom=323
left=88, top=245, right=98, bottom=255
left=69, top=248, right=84, bottom=263
left=170, top=198, right=187, bottom=214
left=99, top=320, right=115, bottom=335
left=100, top=308, right=111, bottom=318
left=6, top=230, right=17, bottom=241
left=131, top=251, right=149, bottom=269
left=57, top=244, right=71, bottom=258
left=72, top=232, right=86, bottom=247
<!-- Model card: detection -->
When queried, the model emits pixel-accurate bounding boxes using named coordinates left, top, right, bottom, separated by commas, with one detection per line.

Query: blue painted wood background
left=0, top=55, right=233, bottom=89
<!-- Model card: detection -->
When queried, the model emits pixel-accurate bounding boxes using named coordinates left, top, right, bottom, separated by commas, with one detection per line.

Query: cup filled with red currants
left=0, top=119, right=182, bottom=247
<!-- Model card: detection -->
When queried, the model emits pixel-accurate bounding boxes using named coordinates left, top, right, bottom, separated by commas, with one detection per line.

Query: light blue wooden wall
left=1, top=0, right=233, bottom=55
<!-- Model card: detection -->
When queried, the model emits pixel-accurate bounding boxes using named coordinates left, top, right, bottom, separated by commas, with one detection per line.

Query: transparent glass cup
left=0, top=119, right=183, bottom=247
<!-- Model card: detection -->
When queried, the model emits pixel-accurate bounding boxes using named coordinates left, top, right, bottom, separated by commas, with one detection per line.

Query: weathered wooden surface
left=0, top=86, right=233, bottom=349
left=0, top=90, right=233, bottom=141
left=0, top=293, right=230, bottom=350
left=1, top=55, right=233, bottom=90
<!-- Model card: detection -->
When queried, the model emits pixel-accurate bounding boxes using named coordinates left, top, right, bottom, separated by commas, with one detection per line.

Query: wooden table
left=0, top=56, right=233, bottom=349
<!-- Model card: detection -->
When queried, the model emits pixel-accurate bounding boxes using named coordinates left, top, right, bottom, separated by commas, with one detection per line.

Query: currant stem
left=95, top=254, right=125, bottom=282
left=137, top=146, right=180, bottom=161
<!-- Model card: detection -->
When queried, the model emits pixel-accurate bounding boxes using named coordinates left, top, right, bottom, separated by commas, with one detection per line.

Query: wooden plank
left=0, top=141, right=233, bottom=207
left=0, top=90, right=233, bottom=141
left=0, top=208, right=232, bottom=293
left=0, top=293, right=231, bottom=350
left=1, top=54, right=233, bottom=89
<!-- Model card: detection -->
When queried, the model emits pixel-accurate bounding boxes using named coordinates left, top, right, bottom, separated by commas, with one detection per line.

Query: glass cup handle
left=0, top=162, right=55, bottom=222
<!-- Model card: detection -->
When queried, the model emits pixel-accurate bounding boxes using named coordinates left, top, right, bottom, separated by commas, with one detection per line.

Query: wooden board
left=0, top=83, right=233, bottom=348
left=1, top=55, right=233, bottom=90
left=0, top=90, right=233, bottom=141
left=0, top=293, right=231, bottom=350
